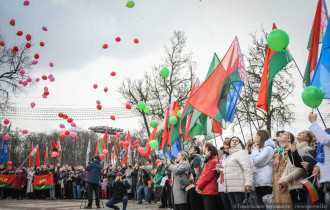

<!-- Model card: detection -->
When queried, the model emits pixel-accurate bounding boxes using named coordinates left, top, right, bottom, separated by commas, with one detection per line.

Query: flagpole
left=18, top=154, right=30, bottom=169
left=291, top=57, right=327, bottom=128
left=238, top=118, right=247, bottom=146
left=246, top=81, right=261, bottom=129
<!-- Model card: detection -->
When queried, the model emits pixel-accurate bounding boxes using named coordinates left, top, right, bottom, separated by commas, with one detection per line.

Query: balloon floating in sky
left=144, top=106, right=150, bottom=113
left=150, top=120, right=157, bottom=128
left=13, top=46, right=19, bottom=52
left=65, top=130, right=70, bottom=136
left=18, top=80, right=23, bottom=85
left=26, top=43, right=31, bottom=48
left=110, top=115, right=116, bottom=120
left=23, top=81, right=28, bottom=86
left=59, top=132, right=66, bottom=139
left=149, top=140, right=158, bottom=150
left=0, top=41, right=5, bottom=47
left=27, top=77, right=32, bottom=82
left=16, top=31, right=23, bottom=36
left=35, top=78, right=40, bottom=82
left=93, top=84, right=98, bottom=89
left=26, top=34, right=31, bottom=41
left=42, top=26, right=48, bottom=31
left=126, top=0, right=135, bottom=8
left=96, top=100, right=101, bottom=105
left=40, top=42, right=45, bottom=47
left=302, top=86, right=323, bottom=108
left=9, top=19, right=15, bottom=26
left=22, top=130, right=28, bottom=134
left=51, top=152, right=59, bottom=158
left=42, top=75, right=47, bottom=80
left=71, top=122, right=76, bottom=127
left=177, top=109, right=183, bottom=118
left=97, top=104, right=102, bottom=110
left=23, top=0, right=29, bottom=6
left=3, top=134, right=9, bottom=141
left=104, top=87, right=108, bottom=92
left=267, top=29, right=289, bottom=52
left=67, top=118, right=73, bottom=123
left=134, top=38, right=139, bottom=44
left=125, top=104, right=131, bottom=109
left=115, top=37, right=121, bottom=42
left=20, top=69, right=25, bottom=75
left=110, top=71, right=116, bottom=76
left=116, top=133, right=121, bottom=138
left=160, top=67, right=170, bottom=78
left=49, top=62, right=54, bottom=67
left=34, top=54, right=39, bottom=59
left=137, top=101, right=146, bottom=110
left=118, top=141, right=124, bottom=147
left=4, top=119, right=10, bottom=125
left=63, top=114, right=68, bottom=119
left=59, top=124, right=65, bottom=129
left=58, top=112, right=64, bottom=118
left=103, top=44, right=108, bottom=49
left=30, top=102, right=35, bottom=108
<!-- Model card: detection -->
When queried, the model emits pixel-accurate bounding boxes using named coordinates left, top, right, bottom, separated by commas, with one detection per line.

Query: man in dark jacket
left=85, top=156, right=102, bottom=209
left=106, top=172, right=130, bottom=210
left=137, top=166, right=151, bottom=204
left=131, top=164, right=139, bottom=200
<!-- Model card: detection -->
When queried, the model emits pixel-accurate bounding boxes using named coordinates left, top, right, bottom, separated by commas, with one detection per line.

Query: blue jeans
left=137, top=186, right=151, bottom=203
left=76, top=185, right=82, bottom=199
left=73, top=186, right=77, bottom=199
left=106, top=195, right=128, bottom=210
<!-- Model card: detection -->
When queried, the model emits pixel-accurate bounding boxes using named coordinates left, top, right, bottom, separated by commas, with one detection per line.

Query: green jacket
left=153, top=168, right=165, bottom=188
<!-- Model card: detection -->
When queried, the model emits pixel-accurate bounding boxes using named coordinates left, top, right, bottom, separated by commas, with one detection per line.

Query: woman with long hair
left=165, top=151, right=189, bottom=210
left=224, top=136, right=253, bottom=206
left=15, top=168, right=26, bottom=200
left=196, top=142, right=220, bottom=210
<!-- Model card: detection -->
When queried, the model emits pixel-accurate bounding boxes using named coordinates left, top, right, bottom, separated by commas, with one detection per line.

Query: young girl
left=101, top=178, right=108, bottom=199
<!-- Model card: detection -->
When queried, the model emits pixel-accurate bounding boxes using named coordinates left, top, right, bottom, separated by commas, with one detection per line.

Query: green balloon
left=169, top=116, right=178, bottom=125
left=302, top=86, right=323, bottom=108
left=126, top=0, right=135, bottom=8
left=177, top=110, right=183, bottom=118
left=267, top=29, right=289, bottom=51
left=144, top=106, right=150, bottom=113
left=160, top=67, right=170, bottom=78
left=149, top=140, right=158, bottom=150
left=137, top=101, right=146, bottom=110
left=150, top=120, right=157, bottom=128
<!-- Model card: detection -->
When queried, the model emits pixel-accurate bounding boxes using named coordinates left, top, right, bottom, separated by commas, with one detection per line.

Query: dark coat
left=189, top=154, right=201, bottom=182
left=137, top=168, right=150, bottom=187
left=131, top=168, right=138, bottom=185
left=111, top=180, right=131, bottom=200
left=15, top=172, right=26, bottom=190
left=86, top=159, right=102, bottom=184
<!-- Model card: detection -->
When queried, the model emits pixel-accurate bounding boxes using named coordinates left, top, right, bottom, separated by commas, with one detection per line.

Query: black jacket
left=111, top=180, right=131, bottom=200
left=131, top=168, right=138, bottom=185
left=137, top=168, right=150, bottom=187
left=86, top=159, right=102, bottom=184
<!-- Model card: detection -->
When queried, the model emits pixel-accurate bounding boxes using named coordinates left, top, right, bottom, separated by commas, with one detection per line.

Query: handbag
left=242, top=191, right=264, bottom=209
left=179, top=173, right=190, bottom=190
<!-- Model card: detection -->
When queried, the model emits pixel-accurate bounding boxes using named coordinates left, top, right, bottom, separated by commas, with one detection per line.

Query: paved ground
left=0, top=200, right=163, bottom=210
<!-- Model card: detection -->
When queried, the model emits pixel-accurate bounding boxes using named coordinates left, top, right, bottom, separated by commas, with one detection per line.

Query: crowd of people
left=0, top=112, right=329, bottom=210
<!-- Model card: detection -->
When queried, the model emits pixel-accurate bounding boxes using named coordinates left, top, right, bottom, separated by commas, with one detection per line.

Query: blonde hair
left=179, top=151, right=188, bottom=161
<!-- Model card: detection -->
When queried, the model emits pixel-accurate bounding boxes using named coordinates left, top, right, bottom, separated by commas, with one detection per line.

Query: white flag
left=86, top=139, right=90, bottom=166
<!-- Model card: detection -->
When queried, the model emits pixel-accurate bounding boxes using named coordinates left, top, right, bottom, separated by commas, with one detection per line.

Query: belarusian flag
left=44, top=147, right=49, bottom=166
left=160, top=105, right=171, bottom=150
left=301, top=179, right=319, bottom=203
left=100, top=128, right=108, bottom=150
left=169, top=101, right=181, bottom=146
left=95, top=141, right=99, bottom=156
left=257, top=24, right=293, bottom=114
left=57, top=140, right=61, bottom=161
left=188, top=37, right=248, bottom=127
left=126, top=131, right=132, bottom=147
left=144, top=125, right=159, bottom=158
left=148, top=177, right=153, bottom=188
left=51, top=141, right=59, bottom=162
left=185, top=184, right=195, bottom=191
left=30, top=144, right=40, bottom=167
left=122, top=148, right=128, bottom=165
left=303, top=0, right=328, bottom=87
left=29, top=142, right=33, bottom=167
left=33, top=174, right=54, bottom=190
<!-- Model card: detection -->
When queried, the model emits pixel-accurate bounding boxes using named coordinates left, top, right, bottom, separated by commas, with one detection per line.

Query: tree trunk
left=266, top=114, right=272, bottom=137
left=141, top=112, right=151, bottom=137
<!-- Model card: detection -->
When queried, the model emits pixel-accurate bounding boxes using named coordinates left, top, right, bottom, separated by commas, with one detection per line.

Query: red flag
left=160, top=105, right=171, bottom=150
left=126, top=131, right=132, bottom=146
left=33, top=174, right=54, bottom=190
left=35, top=145, right=40, bottom=167
left=211, top=119, right=223, bottom=135
left=100, top=128, right=108, bottom=150
left=122, top=148, right=128, bottom=164
left=112, top=147, right=117, bottom=159
left=56, top=140, right=61, bottom=161
left=29, top=142, right=33, bottom=167
left=168, top=101, right=181, bottom=147
left=44, top=147, right=49, bottom=166
left=95, top=141, right=99, bottom=156
left=113, top=135, right=116, bottom=144
left=144, top=126, right=159, bottom=157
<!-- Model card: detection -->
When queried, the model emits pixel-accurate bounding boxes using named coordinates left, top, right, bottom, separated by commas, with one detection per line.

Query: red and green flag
left=301, top=179, right=319, bottom=203
left=29, top=142, right=33, bottom=167
left=144, top=125, right=159, bottom=158
left=126, top=131, right=132, bottom=147
left=30, top=144, right=40, bottom=167
left=33, top=174, right=54, bottom=190
left=122, top=148, right=128, bottom=165
left=188, top=37, right=248, bottom=128
left=185, top=184, right=195, bottom=191
left=44, top=147, right=49, bottom=166
left=168, top=101, right=181, bottom=147
left=51, top=141, right=59, bottom=162
left=148, top=177, right=153, bottom=188
left=0, top=174, right=16, bottom=188
left=160, top=105, right=171, bottom=150
left=257, top=24, right=293, bottom=114
left=100, top=128, right=108, bottom=151
left=303, top=0, right=328, bottom=87
left=56, top=140, right=61, bottom=161
left=95, top=141, right=99, bottom=156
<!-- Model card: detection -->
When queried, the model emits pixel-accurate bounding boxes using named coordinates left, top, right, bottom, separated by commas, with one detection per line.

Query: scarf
left=274, top=147, right=287, bottom=162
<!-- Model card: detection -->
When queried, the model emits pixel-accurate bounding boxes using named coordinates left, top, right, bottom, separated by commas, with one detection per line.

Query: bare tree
left=0, top=34, right=32, bottom=110
left=232, top=26, right=295, bottom=137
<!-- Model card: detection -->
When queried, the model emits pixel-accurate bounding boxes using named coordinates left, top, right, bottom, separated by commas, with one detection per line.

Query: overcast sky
left=1, top=0, right=329, bottom=144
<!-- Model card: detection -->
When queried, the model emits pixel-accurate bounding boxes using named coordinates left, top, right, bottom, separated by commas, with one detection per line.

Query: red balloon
left=44, top=91, right=49, bottom=96
left=102, top=44, right=108, bottom=49
left=59, top=132, right=66, bottom=139
left=97, top=104, right=102, bottom=110
left=4, top=119, right=9, bottom=125
left=103, top=149, right=108, bottom=155
left=9, top=19, right=15, bottom=26
left=58, top=112, right=63, bottom=118
left=100, top=154, right=105, bottom=160
left=11, top=49, right=17, bottom=54
left=16, top=31, right=23, bottom=36
left=155, top=159, right=161, bottom=165
left=0, top=41, right=5, bottom=47
left=134, top=38, right=139, bottom=44
left=104, top=87, right=108, bottom=92
left=125, top=104, right=131, bottom=109
left=124, top=141, right=129, bottom=147
left=93, top=84, right=98, bottom=89
left=116, top=133, right=121, bottom=138
left=67, top=118, right=73, bottom=123
left=42, top=75, right=47, bottom=80
left=51, top=152, right=59, bottom=158
left=138, top=147, right=144, bottom=156
left=110, top=72, right=116, bottom=76
left=26, top=34, right=31, bottom=41
left=134, top=144, right=138, bottom=148
left=115, top=37, right=121, bottom=42
left=63, top=114, right=68, bottom=119
left=110, top=115, right=115, bottom=120
left=133, top=139, right=140, bottom=144
left=40, top=42, right=45, bottom=47
left=118, top=141, right=124, bottom=147
left=25, top=43, right=31, bottom=48
left=65, top=130, right=70, bottom=136
left=34, top=54, right=39, bottom=59
left=13, top=46, right=19, bottom=52
left=7, top=161, right=12, bottom=166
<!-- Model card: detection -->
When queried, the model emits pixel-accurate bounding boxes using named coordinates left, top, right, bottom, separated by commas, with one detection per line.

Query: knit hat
left=116, top=172, right=123, bottom=176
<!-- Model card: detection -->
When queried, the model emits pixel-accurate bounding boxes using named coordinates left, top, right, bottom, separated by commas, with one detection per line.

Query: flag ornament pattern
left=33, top=174, right=54, bottom=190
left=301, top=179, right=319, bottom=203
left=0, top=174, right=16, bottom=188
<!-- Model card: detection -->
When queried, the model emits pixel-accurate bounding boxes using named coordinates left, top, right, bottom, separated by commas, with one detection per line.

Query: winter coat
left=166, top=161, right=189, bottom=205
left=111, top=179, right=131, bottom=200
left=137, top=168, right=150, bottom=187
left=108, top=169, right=117, bottom=185
left=15, top=172, right=26, bottom=190
left=195, top=155, right=219, bottom=195
left=125, top=170, right=132, bottom=193
left=224, top=144, right=253, bottom=193
left=251, top=138, right=276, bottom=187
left=189, top=154, right=201, bottom=182
left=85, top=159, right=102, bottom=184
left=310, top=122, right=330, bottom=183
left=280, top=157, right=304, bottom=191
left=27, top=171, right=35, bottom=193
left=131, top=168, right=138, bottom=186
left=153, top=167, right=165, bottom=188
left=101, top=181, right=108, bottom=190
left=217, top=153, right=229, bottom=192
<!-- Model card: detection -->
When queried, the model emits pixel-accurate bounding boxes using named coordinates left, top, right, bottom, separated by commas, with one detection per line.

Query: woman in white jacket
left=224, top=137, right=253, bottom=206
left=251, top=130, right=276, bottom=204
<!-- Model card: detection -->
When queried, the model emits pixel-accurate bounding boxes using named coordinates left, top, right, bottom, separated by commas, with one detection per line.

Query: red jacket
left=196, top=156, right=219, bottom=195
left=15, top=172, right=26, bottom=190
